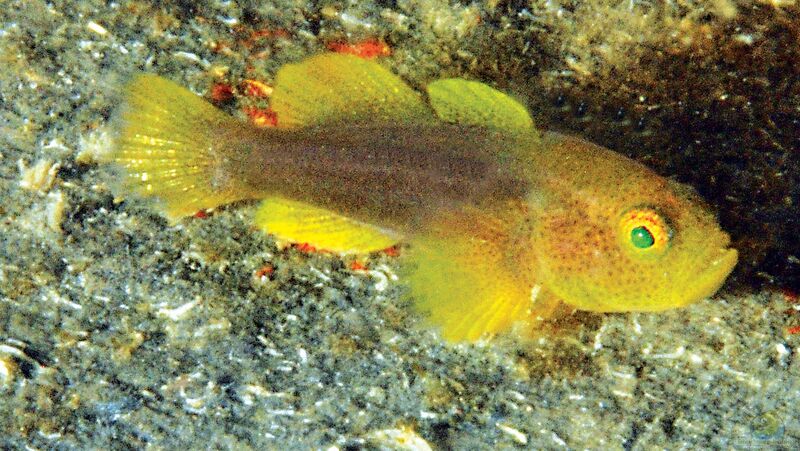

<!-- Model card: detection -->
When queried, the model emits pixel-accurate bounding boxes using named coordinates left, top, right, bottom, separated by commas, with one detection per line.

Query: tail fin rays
left=108, top=74, right=250, bottom=222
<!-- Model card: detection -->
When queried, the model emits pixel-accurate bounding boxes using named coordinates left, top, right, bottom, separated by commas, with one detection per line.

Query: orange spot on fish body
left=349, top=261, right=368, bottom=271
left=787, top=325, right=800, bottom=335
left=326, top=40, right=391, bottom=59
left=193, top=210, right=210, bottom=219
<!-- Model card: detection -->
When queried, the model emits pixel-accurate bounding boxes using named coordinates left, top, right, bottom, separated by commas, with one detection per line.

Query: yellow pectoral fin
left=403, top=204, right=540, bottom=342
left=426, top=78, right=535, bottom=133
left=269, top=53, right=434, bottom=128
left=254, top=197, right=401, bottom=254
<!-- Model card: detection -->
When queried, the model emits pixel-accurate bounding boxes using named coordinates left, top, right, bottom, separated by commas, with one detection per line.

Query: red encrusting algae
left=209, top=83, right=234, bottom=103
left=241, top=79, right=273, bottom=98
left=326, top=40, right=391, bottom=59
left=244, top=106, right=278, bottom=128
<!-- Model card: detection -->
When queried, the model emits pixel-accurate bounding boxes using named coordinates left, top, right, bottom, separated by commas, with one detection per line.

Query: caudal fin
left=108, top=74, right=250, bottom=222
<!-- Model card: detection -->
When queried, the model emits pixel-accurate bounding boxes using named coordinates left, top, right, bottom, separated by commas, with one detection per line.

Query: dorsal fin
left=269, top=53, right=434, bottom=128
left=426, top=78, right=534, bottom=132
left=254, top=196, right=400, bottom=254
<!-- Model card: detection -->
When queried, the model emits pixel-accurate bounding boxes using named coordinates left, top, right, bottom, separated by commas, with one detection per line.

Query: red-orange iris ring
left=619, top=208, right=671, bottom=255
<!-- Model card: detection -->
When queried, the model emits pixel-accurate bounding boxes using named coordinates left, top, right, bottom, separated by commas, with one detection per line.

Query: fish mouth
left=684, top=246, right=738, bottom=304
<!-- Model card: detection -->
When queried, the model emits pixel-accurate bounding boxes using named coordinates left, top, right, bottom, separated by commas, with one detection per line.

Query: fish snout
left=685, top=244, right=738, bottom=304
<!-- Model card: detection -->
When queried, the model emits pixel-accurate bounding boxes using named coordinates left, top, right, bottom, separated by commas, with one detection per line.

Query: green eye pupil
left=631, top=226, right=655, bottom=248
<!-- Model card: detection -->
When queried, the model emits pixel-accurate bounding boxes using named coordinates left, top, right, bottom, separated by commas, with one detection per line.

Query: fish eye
left=630, top=226, right=655, bottom=248
left=619, top=207, right=671, bottom=256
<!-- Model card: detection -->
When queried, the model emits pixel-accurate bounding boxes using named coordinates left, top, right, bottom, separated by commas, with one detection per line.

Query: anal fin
left=254, top=196, right=401, bottom=254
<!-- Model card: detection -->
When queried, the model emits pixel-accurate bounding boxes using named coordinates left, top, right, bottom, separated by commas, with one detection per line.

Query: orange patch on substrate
left=381, top=246, right=400, bottom=257
left=239, top=28, right=291, bottom=50
left=254, top=265, right=274, bottom=279
left=209, top=83, right=234, bottom=103
left=326, top=40, right=391, bottom=59
left=193, top=210, right=210, bottom=219
left=349, top=261, right=368, bottom=271
left=241, top=79, right=273, bottom=98
left=249, top=28, right=291, bottom=40
left=210, top=40, right=232, bottom=54
left=293, top=242, right=318, bottom=253
left=784, top=292, right=800, bottom=335
left=244, top=106, right=278, bottom=127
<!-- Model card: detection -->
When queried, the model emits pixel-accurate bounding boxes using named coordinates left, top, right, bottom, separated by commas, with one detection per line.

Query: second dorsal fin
left=269, top=53, right=434, bottom=128
left=426, top=78, right=534, bottom=132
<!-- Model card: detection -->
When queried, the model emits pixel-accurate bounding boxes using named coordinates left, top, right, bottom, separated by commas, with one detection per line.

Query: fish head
left=530, top=141, right=737, bottom=313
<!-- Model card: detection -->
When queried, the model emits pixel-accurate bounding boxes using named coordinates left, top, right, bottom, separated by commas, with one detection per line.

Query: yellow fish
left=107, top=53, right=738, bottom=342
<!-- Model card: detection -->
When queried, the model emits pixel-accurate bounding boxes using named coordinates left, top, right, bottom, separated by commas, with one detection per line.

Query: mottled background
left=1, top=0, right=798, bottom=449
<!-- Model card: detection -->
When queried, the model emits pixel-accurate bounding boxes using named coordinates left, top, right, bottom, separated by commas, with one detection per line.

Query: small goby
left=107, top=53, right=738, bottom=342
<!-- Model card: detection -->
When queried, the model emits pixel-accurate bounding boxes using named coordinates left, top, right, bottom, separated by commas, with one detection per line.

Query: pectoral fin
left=403, top=203, right=550, bottom=342
left=254, top=196, right=400, bottom=254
